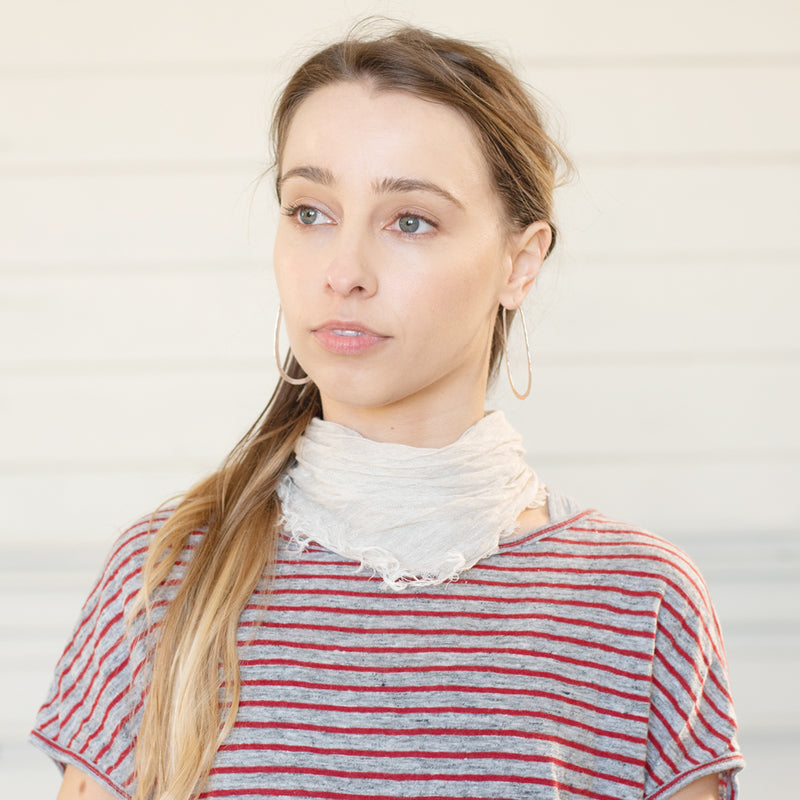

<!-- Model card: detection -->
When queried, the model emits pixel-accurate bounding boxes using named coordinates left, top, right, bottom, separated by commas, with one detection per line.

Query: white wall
left=2, top=1, right=798, bottom=796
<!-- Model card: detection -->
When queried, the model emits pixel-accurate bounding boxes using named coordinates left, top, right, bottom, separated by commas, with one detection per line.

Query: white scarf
left=277, top=411, right=546, bottom=591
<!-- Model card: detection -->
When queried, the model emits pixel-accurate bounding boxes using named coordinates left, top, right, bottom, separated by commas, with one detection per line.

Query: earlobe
left=499, top=221, right=552, bottom=309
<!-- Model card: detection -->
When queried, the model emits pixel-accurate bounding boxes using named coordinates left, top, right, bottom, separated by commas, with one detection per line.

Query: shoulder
left=30, top=510, right=177, bottom=793
left=88, top=508, right=176, bottom=610
left=536, top=509, right=714, bottom=610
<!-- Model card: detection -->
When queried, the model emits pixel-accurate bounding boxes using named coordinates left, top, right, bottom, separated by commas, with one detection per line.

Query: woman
left=33, top=23, right=743, bottom=800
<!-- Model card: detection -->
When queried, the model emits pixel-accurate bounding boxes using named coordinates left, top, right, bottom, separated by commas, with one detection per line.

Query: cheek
left=423, top=247, right=500, bottom=318
left=273, top=238, right=306, bottom=303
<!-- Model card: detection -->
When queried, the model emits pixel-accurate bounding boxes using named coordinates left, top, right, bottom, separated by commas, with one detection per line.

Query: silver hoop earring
left=274, top=306, right=312, bottom=386
left=502, top=306, right=532, bottom=400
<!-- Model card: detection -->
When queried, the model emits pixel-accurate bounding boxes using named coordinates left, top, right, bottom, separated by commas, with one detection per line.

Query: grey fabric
left=31, top=498, right=744, bottom=799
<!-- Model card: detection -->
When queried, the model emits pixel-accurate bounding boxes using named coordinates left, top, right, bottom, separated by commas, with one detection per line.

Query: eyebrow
left=278, top=165, right=464, bottom=209
left=278, top=165, right=335, bottom=191
left=374, top=176, right=465, bottom=209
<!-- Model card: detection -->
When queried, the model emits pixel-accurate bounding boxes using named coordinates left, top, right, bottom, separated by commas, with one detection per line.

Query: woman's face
left=273, top=81, right=547, bottom=445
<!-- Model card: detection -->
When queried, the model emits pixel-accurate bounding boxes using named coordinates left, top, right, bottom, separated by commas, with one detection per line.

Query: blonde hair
left=131, top=22, right=566, bottom=800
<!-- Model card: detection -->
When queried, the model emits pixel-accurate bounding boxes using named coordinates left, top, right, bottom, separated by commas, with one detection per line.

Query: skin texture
left=57, top=765, right=116, bottom=800
left=273, top=80, right=551, bottom=449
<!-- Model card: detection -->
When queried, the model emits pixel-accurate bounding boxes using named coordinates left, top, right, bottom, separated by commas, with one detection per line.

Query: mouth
left=312, top=321, right=389, bottom=355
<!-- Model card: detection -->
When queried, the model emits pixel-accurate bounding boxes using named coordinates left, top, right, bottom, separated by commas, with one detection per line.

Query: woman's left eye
left=394, top=214, right=434, bottom=235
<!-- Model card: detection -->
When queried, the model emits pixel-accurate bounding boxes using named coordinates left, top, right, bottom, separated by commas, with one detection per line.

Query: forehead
left=280, top=81, right=493, bottom=193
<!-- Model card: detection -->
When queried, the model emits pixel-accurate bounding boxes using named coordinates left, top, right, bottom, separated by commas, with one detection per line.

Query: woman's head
left=270, top=24, right=567, bottom=442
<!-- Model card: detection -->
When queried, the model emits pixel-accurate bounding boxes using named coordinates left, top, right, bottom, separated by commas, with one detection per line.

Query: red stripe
left=647, top=755, right=742, bottom=800
left=235, top=713, right=645, bottom=746
left=65, top=650, right=129, bottom=750
left=475, top=557, right=727, bottom=670
left=240, top=639, right=649, bottom=683
left=40, top=545, right=146, bottom=719
left=222, top=721, right=645, bottom=766
left=645, top=727, right=680, bottom=776
left=205, top=765, right=625, bottom=800
left=552, top=530, right=704, bottom=578
left=211, top=744, right=640, bottom=788
left=650, top=675, right=717, bottom=760
left=80, top=682, right=129, bottom=757
left=259, top=603, right=655, bottom=638
left=79, top=654, right=147, bottom=759
left=655, top=615, right=736, bottom=728
left=238, top=657, right=647, bottom=703
left=551, top=531, right=710, bottom=612
left=644, top=760, right=661, bottom=790
left=55, top=613, right=126, bottom=732
left=652, top=616, right=733, bottom=737
left=239, top=679, right=648, bottom=724
left=646, top=697, right=696, bottom=766
left=29, top=730, right=126, bottom=798
left=499, top=509, right=595, bottom=547
left=201, top=789, right=577, bottom=800
left=97, top=691, right=145, bottom=766
left=242, top=622, right=652, bottom=662
left=265, top=585, right=660, bottom=616
left=658, top=597, right=731, bottom=703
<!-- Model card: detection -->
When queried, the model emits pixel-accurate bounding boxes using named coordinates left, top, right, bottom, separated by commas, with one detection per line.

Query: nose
left=325, top=225, right=378, bottom=298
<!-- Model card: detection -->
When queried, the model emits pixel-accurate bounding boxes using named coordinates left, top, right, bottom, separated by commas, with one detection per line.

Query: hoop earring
left=274, top=306, right=312, bottom=386
left=502, top=306, right=532, bottom=400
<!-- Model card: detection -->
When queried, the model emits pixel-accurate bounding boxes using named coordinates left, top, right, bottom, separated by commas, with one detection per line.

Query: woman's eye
left=297, top=207, right=324, bottom=225
left=395, top=214, right=433, bottom=234
left=284, top=205, right=332, bottom=226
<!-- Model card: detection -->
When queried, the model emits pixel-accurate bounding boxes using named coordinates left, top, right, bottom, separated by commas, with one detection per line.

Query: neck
left=320, top=393, right=487, bottom=448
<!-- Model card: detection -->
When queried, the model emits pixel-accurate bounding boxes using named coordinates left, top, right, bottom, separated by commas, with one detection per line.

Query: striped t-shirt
left=31, top=495, right=743, bottom=799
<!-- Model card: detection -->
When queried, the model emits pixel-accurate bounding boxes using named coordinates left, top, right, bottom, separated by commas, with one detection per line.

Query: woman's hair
left=130, top=22, right=566, bottom=800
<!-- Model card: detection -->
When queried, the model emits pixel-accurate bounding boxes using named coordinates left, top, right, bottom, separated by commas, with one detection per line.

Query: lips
left=312, top=320, right=389, bottom=355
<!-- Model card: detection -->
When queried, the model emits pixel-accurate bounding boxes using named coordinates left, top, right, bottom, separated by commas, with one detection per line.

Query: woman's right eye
left=284, top=205, right=332, bottom=226
left=298, top=207, right=320, bottom=225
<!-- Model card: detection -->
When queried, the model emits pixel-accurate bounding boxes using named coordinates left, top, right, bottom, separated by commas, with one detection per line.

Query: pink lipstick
left=312, top=321, right=388, bottom=355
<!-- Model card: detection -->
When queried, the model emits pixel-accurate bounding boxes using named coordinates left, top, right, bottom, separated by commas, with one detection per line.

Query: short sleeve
left=643, top=555, right=745, bottom=799
left=29, top=516, right=159, bottom=799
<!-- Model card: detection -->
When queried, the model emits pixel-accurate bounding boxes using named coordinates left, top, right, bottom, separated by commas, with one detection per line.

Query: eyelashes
left=281, top=204, right=438, bottom=236
left=281, top=204, right=332, bottom=226
left=393, top=213, right=436, bottom=235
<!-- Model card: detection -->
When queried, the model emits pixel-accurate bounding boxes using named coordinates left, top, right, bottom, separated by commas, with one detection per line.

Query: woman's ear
left=498, top=221, right=552, bottom=310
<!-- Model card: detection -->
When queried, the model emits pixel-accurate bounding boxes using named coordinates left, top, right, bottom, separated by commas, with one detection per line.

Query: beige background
left=2, top=0, right=798, bottom=796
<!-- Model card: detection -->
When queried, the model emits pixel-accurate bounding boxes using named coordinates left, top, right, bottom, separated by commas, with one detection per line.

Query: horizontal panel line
left=0, top=258, right=268, bottom=275
left=2, top=351, right=798, bottom=375
left=0, top=358, right=272, bottom=374
left=563, top=249, right=800, bottom=266
left=0, top=158, right=264, bottom=176
left=578, top=152, right=800, bottom=167
left=1, top=530, right=796, bottom=558
left=2, top=568, right=795, bottom=588
left=2, top=153, right=800, bottom=177
left=2, top=250, right=798, bottom=274
left=539, top=450, right=800, bottom=466
left=2, top=625, right=798, bottom=648
left=0, top=60, right=277, bottom=78
left=521, top=54, right=800, bottom=70
left=3, top=53, right=799, bottom=79
left=1, top=451, right=798, bottom=475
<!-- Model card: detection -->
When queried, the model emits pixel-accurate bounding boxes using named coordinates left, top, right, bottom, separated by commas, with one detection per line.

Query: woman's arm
left=667, top=773, right=720, bottom=800
left=57, top=765, right=118, bottom=800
